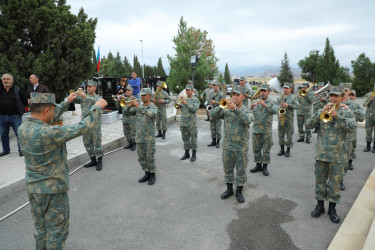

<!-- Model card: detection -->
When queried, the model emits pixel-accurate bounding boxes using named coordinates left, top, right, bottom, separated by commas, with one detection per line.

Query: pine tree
left=351, top=53, right=375, bottom=96
left=156, top=57, right=166, bottom=77
left=298, top=50, right=320, bottom=82
left=224, top=63, right=232, bottom=85
left=133, top=55, right=142, bottom=77
left=278, top=52, right=294, bottom=87
left=108, top=52, right=125, bottom=77
left=316, top=38, right=340, bottom=84
left=123, top=56, right=132, bottom=77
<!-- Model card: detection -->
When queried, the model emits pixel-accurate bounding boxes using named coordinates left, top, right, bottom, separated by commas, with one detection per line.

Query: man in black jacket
left=0, top=73, right=28, bottom=157
left=26, top=74, right=49, bottom=102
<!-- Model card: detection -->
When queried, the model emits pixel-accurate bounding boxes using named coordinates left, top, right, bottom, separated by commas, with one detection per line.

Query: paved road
left=1, top=98, right=374, bottom=250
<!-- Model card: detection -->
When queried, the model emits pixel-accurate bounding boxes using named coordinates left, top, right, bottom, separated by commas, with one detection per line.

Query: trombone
left=320, top=103, right=337, bottom=123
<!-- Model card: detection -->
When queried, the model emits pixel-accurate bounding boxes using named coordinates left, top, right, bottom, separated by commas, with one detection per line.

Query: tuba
left=155, top=81, right=167, bottom=98
left=313, top=83, right=331, bottom=105
left=174, top=90, right=187, bottom=109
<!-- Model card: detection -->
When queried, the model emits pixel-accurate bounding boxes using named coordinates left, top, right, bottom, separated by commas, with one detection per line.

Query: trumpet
left=174, top=96, right=187, bottom=108
left=298, top=85, right=313, bottom=99
left=119, top=98, right=141, bottom=107
left=69, top=89, right=87, bottom=95
left=320, top=103, right=337, bottom=123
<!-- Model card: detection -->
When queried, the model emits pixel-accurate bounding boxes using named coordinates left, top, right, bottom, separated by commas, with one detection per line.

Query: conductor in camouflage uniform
left=363, top=83, right=375, bottom=153
left=211, top=86, right=254, bottom=203
left=74, top=80, right=104, bottom=170
left=18, top=92, right=107, bottom=249
left=276, top=82, right=300, bottom=157
left=306, top=86, right=356, bottom=223
left=200, top=80, right=213, bottom=121
left=115, top=86, right=137, bottom=151
left=312, top=82, right=329, bottom=133
left=129, top=88, right=158, bottom=185
left=249, top=84, right=279, bottom=176
left=207, top=81, right=225, bottom=148
left=152, top=81, right=171, bottom=139
left=177, top=84, right=200, bottom=162
left=297, top=82, right=315, bottom=143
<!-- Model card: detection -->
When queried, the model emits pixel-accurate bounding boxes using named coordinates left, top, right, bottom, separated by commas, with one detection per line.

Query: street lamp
left=140, top=40, right=144, bottom=81
left=190, top=55, right=199, bottom=85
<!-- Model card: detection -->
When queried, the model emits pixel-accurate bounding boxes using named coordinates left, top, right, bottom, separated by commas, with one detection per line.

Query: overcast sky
left=68, top=0, right=375, bottom=72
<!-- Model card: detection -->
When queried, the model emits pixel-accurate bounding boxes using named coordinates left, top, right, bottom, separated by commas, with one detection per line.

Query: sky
left=68, top=0, right=375, bottom=73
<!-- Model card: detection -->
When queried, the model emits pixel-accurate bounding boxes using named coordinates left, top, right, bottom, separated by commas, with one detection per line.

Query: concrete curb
left=0, top=116, right=177, bottom=201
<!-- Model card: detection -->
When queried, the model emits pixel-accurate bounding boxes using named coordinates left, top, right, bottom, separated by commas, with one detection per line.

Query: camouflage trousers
left=222, top=149, right=248, bottom=186
left=343, top=131, right=356, bottom=176
left=209, top=118, right=222, bottom=140
left=350, top=129, right=357, bottom=160
left=180, top=126, right=198, bottom=150
left=252, top=132, right=273, bottom=164
left=365, top=118, right=375, bottom=142
left=123, top=122, right=135, bottom=144
left=278, top=120, right=294, bottom=148
left=83, top=129, right=103, bottom=157
left=297, top=115, right=312, bottom=139
left=137, top=142, right=156, bottom=173
left=315, top=160, right=345, bottom=203
left=156, top=108, right=168, bottom=131
left=28, top=192, right=69, bottom=250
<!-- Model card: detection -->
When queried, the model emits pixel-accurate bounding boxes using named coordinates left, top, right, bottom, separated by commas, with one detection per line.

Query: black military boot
left=285, top=147, right=291, bottom=157
left=131, top=140, right=136, bottom=151
left=340, top=180, right=345, bottom=191
left=311, top=200, right=325, bottom=218
left=190, top=150, right=197, bottom=162
left=297, top=138, right=304, bottom=142
left=306, top=138, right=311, bottom=144
left=148, top=173, right=156, bottom=185
left=207, top=138, right=216, bottom=147
left=328, top=202, right=340, bottom=223
left=262, top=164, right=269, bottom=176
left=373, top=142, right=375, bottom=153
left=313, top=127, right=318, bottom=133
left=348, top=160, right=353, bottom=170
left=250, top=163, right=262, bottom=173
left=216, top=139, right=220, bottom=148
left=235, top=186, right=245, bottom=203
left=162, top=131, right=166, bottom=139
left=96, top=157, right=103, bottom=171
left=363, top=141, right=371, bottom=152
left=138, top=172, right=150, bottom=183
left=180, top=150, right=190, bottom=160
left=155, top=130, right=162, bottom=138
left=277, top=145, right=285, bottom=156
left=124, top=141, right=132, bottom=149
left=83, top=157, right=97, bottom=168
left=221, top=183, right=234, bottom=199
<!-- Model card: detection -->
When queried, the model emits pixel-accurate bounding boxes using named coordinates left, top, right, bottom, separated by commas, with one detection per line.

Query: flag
left=96, top=47, right=100, bottom=72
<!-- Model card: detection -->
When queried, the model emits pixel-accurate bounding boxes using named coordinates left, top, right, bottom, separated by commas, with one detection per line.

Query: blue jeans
left=0, top=114, right=22, bottom=153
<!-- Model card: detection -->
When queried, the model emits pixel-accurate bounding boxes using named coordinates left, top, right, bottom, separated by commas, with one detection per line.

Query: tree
left=133, top=55, right=142, bottom=77
left=224, top=63, right=232, bottom=85
left=167, top=17, right=218, bottom=93
left=333, top=66, right=351, bottom=86
left=316, top=38, right=340, bottom=84
left=278, top=52, right=294, bottom=87
left=0, top=0, right=97, bottom=101
left=123, top=56, right=132, bottom=77
left=156, top=57, right=166, bottom=78
left=351, top=53, right=375, bottom=96
left=108, top=52, right=125, bottom=77
left=298, top=50, right=320, bottom=82
left=99, top=52, right=114, bottom=77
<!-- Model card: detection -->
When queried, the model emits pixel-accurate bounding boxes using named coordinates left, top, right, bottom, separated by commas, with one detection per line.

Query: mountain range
left=228, top=65, right=302, bottom=78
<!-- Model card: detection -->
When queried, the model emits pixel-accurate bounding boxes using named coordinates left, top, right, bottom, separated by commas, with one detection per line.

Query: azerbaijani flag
left=96, top=46, right=100, bottom=71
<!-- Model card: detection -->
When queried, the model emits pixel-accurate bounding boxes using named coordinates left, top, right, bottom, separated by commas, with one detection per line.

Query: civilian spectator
left=129, top=71, right=141, bottom=101
left=26, top=74, right=50, bottom=103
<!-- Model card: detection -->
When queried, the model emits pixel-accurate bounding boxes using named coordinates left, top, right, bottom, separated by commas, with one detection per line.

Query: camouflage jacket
left=74, top=93, right=102, bottom=117
left=151, top=90, right=171, bottom=109
left=313, top=96, right=328, bottom=111
left=343, top=99, right=364, bottom=122
left=130, top=102, right=157, bottom=143
left=210, top=105, right=254, bottom=151
left=19, top=101, right=101, bottom=194
left=363, top=92, right=375, bottom=118
left=239, top=85, right=253, bottom=106
left=115, top=97, right=136, bottom=124
left=251, top=98, right=279, bottom=134
left=177, top=96, right=200, bottom=127
left=200, top=88, right=213, bottom=100
left=305, top=106, right=357, bottom=164
left=276, top=93, right=300, bottom=120
left=297, top=91, right=314, bottom=115
left=210, top=90, right=226, bottom=108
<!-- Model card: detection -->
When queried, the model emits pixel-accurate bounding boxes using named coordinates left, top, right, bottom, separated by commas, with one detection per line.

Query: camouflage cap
left=343, top=82, right=352, bottom=90
left=317, top=82, right=324, bottom=87
left=232, top=86, right=244, bottom=94
left=330, top=86, right=344, bottom=95
left=350, top=90, right=356, bottom=95
left=283, top=82, right=292, bottom=88
left=30, top=92, right=59, bottom=106
left=240, top=77, right=246, bottom=81
left=126, top=86, right=133, bottom=91
left=188, top=80, right=193, bottom=84
left=302, top=82, right=310, bottom=87
left=212, top=81, right=219, bottom=86
left=208, top=80, right=213, bottom=85
left=260, top=84, right=270, bottom=91
left=87, top=80, right=97, bottom=86
left=140, top=88, right=152, bottom=95
left=186, top=84, right=193, bottom=90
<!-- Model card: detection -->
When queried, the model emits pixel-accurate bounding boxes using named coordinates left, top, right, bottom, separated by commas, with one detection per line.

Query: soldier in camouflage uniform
left=349, top=90, right=365, bottom=164
left=207, top=81, right=226, bottom=148
left=276, top=82, right=300, bottom=157
left=129, top=88, right=158, bottom=185
left=200, top=80, right=213, bottom=121
left=18, top=92, right=107, bottom=249
left=188, top=80, right=198, bottom=98
left=297, top=82, right=315, bottom=143
left=210, top=86, right=254, bottom=203
left=115, top=86, right=137, bottom=151
left=238, top=77, right=253, bottom=107
left=152, top=81, right=171, bottom=139
left=74, top=80, right=104, bottom=170
left=312, top=82, right=329, bottom=133
left=220, top=81, right=227, bottom=96
left=176, top=84, right=200, bottom=162
left=249, top=84, right=279, bottom=176
left=306, top=86, right=356, bottom=223
left=363, top=83, right=375, bottom=153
